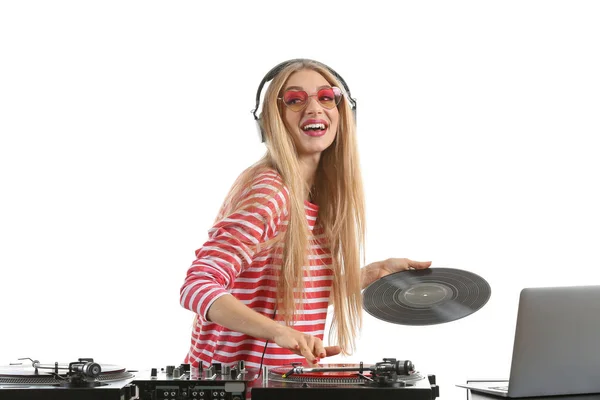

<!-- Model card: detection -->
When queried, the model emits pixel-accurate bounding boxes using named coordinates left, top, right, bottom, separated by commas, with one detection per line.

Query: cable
left=258, top=306, right=277, bottom=376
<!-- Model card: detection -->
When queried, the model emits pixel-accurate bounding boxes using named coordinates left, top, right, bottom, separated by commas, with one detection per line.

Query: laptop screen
left=506, top=285, right=600, bottom=397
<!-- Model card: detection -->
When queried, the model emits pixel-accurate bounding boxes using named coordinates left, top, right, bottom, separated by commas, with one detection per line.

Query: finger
left=285, top=342, right=302, bottom=357
left=298, top=342, right=318, bottom=364
left=302, top=349, right=318, bottom=365
left=408, top=260, right=432, bottom=269
left=324, top=345, right=342, bottom=357
left=305, top=336, right=322, bottom=364
left=314, top=339, right=327, bottom=359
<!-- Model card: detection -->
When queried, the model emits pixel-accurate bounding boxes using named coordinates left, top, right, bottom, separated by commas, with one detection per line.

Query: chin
left=299, top=150, right=329, bottom=161
left=301, top=137, right=335, bottom=152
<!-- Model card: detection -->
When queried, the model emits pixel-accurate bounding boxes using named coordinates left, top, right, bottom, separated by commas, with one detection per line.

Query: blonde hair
left=223, top=60, right=365, bottom=354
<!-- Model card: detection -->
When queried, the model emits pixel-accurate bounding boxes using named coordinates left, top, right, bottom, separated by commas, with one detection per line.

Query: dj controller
left=0, top=357, right=439, bottom=400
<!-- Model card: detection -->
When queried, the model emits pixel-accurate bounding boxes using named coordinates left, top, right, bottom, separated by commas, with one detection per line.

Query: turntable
left=250, top=357, right=439, bottom=400
left=0, top=357, right=136, bottom=400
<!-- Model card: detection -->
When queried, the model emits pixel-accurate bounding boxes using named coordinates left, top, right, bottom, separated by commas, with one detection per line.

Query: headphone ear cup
left=256, top=117, right=265, bottom=142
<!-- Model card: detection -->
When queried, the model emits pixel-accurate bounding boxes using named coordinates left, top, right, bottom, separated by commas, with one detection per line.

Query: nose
left=304, top=95, right=324, bottom=115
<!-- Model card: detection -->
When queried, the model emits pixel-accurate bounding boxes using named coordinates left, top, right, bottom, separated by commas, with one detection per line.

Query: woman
left=180, top=59, right=431, bottom=369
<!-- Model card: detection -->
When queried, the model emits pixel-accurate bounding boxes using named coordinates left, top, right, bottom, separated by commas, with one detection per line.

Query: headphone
left=251, top=58, right=357, bottom=142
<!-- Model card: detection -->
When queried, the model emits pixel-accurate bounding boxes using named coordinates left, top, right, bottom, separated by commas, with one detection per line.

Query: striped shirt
left=180, top=169, right=333, bottom=369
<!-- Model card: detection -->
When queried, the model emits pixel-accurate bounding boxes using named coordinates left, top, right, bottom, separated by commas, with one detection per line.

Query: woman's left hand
left=361, top=258, right=432, bottom=289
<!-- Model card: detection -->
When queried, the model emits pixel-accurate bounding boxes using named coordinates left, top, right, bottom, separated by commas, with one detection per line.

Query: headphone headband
left=251, top=59, right=357, bottom=141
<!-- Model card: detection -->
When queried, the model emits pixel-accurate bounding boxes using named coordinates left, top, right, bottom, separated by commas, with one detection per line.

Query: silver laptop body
left=457, top=285, right=600, bottom=398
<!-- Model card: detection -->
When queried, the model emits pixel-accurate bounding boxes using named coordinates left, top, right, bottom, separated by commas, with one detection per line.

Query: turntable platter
left=268, top=363, right=424, bottom=385
left=270, top=363, right=372, bottom=379
left=0, top=363, right=126, bottom=378
left=0, top=361, right=133, bottom=385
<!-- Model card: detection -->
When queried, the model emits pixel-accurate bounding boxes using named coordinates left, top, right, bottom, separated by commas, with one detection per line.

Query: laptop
left=457, top=285, right=600, bottom=398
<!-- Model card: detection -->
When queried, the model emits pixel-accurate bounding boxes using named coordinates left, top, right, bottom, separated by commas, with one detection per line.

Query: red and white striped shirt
left=180, top=169, right=333, bottom=369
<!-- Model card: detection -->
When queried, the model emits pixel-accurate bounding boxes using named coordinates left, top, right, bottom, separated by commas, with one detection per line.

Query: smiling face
left=281, top=69, right=340, bottom=163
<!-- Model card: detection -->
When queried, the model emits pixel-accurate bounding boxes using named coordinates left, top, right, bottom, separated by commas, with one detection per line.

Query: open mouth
left=301, top=121, right=328, bottom=137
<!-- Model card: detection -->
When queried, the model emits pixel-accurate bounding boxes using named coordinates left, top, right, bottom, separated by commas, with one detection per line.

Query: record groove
left=363, top=268, right=491, bottom=325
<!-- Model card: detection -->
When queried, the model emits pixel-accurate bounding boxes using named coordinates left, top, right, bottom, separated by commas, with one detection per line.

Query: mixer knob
left=212, top=362, right=222, bottom=373
left=180, top=363, right=191, bottom=373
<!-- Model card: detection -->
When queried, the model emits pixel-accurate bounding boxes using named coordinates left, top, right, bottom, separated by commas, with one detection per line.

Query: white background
left=1, top=1, right=599, bottom=398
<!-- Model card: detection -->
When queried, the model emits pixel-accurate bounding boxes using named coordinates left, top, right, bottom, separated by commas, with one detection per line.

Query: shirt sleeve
left=180, top=170, right=289, bottom=321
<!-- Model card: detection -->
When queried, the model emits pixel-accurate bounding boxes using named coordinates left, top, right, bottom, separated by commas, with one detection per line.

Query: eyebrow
left=284, top=85, right=332, bottom=91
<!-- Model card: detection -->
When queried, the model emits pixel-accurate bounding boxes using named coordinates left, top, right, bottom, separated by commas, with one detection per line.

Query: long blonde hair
left=223, top=60, right=365, bottom=354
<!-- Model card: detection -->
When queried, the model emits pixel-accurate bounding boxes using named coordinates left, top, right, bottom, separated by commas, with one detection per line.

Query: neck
left=298, top=154, right=320, bottom=201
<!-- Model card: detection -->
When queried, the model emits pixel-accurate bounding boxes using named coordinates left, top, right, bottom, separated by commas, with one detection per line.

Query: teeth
left=302, top=123, right=326, bottom=130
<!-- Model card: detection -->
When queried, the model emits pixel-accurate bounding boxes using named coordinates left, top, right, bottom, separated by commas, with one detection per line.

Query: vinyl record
left=363, top=268, right=491, bottom=325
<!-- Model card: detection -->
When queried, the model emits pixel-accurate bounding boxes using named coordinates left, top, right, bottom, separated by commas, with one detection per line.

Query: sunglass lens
left=283, top=90, right=308, bottom=112
left=317, top=87, right=342, bottom=109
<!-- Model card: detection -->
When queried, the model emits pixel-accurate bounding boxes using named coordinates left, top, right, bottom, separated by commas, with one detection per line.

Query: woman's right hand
left=206, top=295, right=341, bottom=365
left=272, top=326, right=341, bottom=365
